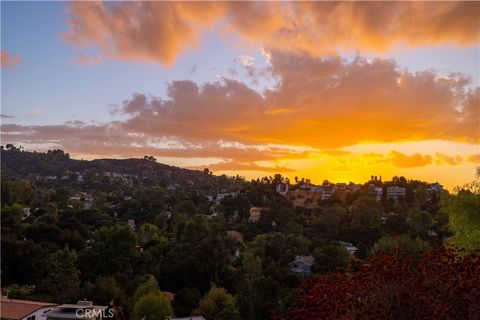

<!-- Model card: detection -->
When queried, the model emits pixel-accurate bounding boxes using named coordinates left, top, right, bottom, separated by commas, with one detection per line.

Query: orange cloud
left=389, top=151, right=432, bottom=168
left=1, top=50, right=21, bottom=68
left=467, top=154, right=480, bottom=164
left=107, top=51, right=478, bottom=148
left=64, top=2, right=479, bottom=65
left=434, top=153, right=463, bottom=165
left=2, top=51, right=478, bottom=155
left=189, top=161, right=295, bottom=173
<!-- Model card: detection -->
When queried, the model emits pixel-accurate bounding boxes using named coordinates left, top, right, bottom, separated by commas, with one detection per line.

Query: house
left=320, top=184, right=337, bottom=200
left=44, top=301, right=109, bottom=320
left=275, top=183, right=289, bottom=196
left=373, top=187, right=383, bottom=201
left=249, top=207, right=263, bottom=222
left=0, top=296, right=58, bottom=320
left=215, top=192, right=237, bottom=202
left=387, top=186, right=406, bottom=201
left=348, top=183, right=362, bottom=192
left=428, top=182, right=448, bottom=195
left=339, top=241, right=358, bottom=255
left=127, top=219, right=136, bottom=231
left=23, top=207, right=31, bottom=218
left=289, top=255, right=315, bottom=277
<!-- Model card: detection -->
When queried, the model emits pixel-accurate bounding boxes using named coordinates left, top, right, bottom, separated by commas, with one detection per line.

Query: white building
left=387, top=186, right=406, bottom=201
left=275, top=183, right=289, bottom=196
left=44, top=301, right=109, bottom=320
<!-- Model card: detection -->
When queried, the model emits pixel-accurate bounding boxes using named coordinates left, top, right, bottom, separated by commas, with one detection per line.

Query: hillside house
left=249, top=207, right=264, bottom=222
left=387, top=186, right=406, bottom=201
left=0, top=296, right=58, bottom=320
left=275, top=183, right=289, bottom=196
left=289, top=255, right=315, bottom=277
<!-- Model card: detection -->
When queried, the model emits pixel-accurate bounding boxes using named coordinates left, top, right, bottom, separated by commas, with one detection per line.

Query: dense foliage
left=1, top=148, right=477, bottom=319
left=280, top=247, right=480, bottom=319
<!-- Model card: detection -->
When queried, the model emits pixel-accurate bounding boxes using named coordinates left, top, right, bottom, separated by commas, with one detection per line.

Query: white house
left=289, top=255, right=315, bottom=277
left=387, top=186, right=406, bottom=201
left=44, top=301, right=109, bottom=320
left=275, top=183, right=289, bottom=196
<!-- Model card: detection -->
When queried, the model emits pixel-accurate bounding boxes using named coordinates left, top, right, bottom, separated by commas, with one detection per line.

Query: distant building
left=275, top=183, right=289, bottom=196
left=428, top=182, right=447, bottom=194
left=320, top=185, right=337, bottom=200
left=336, top=183, right=347, bottom=190
left=215, top=192, right=237, bottom=202
left=23, top=207, right=31, bottom=218
left=373, top=187, right=383, bottom=201
left=127, top=219, right=136, bottom=231
left=249, top=207, right=263, bottom=222
left=340, top=241, right=358, bottom=255
left=44, top=301, right=108, bottom=320
left=0, top=296, right=58, bottom=320
left=349, top=183, right=362, bottom=192
left=289, top=255, right=315, bottom=277
left=387, top=186, right=406, bottom=201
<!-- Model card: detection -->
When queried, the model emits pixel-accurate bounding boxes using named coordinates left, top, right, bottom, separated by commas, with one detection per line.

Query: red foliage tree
left=280, top=247, right=480, bottom=320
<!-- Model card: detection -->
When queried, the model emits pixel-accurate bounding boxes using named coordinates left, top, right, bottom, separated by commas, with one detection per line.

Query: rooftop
left=0, top=296, right=57, bottom=320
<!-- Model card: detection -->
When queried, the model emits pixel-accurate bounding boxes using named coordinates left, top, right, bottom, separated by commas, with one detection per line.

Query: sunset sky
left=1, top=1, right=479, bottom=190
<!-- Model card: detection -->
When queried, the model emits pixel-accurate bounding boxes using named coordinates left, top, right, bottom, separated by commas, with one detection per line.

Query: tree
left=93, top=276, right=128, bottom=310
left=193, top=287, right=240, bottom=320
left=38, top=247, right=81, bottom=303
left=172, top=287, right=201, bottom=317
left=132, top=275, right=161, bottom=303
left=132, top=292, right=173, bottom=320
left=238, top=252, right=263, bottom=320
left=407, top=207, right=431, bottom=238
left=88, top=224, right=138, bottom=276
left=441, top=169, right=480, bottom=252
left=280, top=247, right=480, bottom=319
left=137, top=223, right=162, bottom=246
left=350, top=196, right=383, bottom=231
left=312, top=244, right=349, bottom=274
left=373, top=234, right=430, bottom=255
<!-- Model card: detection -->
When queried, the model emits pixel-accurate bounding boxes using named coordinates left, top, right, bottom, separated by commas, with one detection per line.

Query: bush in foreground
left=280, top=246, right=480, bottom=319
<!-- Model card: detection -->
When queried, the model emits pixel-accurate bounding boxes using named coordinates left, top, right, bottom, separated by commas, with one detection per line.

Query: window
left=26, top=316, right=36, bottom=320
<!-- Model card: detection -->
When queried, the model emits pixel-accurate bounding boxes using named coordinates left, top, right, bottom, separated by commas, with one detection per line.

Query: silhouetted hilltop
left=1, top=147, right=240, bottom=191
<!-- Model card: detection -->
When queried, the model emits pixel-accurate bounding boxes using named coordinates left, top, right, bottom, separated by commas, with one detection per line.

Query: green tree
left=93, top=276, right=128, bottom=309
left=132, top=292, right=173, bottom=320
left=313, top=244, right=349, bottom=273
left=132, top=275, right=161, bottom=303
left=373, top=234, right=430, bottom=255
left=407, top=207, right=431, bottom=238
left=442, top=169, right=480, bottom=252
left=38, top=247, right=81, bottom=303
left=89, top=224, right=138, bottom=275
left=193, top=287, right=240, bottom=320
left=1, top=203, right=23, bottom=239
left=137, top=223, right=162, bottom=246
left=351, top=196, right=383, bottom=232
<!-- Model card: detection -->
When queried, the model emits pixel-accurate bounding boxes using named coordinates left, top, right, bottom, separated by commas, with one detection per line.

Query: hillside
left=0, top=147, right=240, bottom=192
